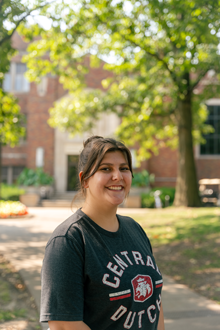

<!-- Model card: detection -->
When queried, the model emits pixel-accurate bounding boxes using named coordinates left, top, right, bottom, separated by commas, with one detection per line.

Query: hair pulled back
left=78, top=136, right=133, bottom=197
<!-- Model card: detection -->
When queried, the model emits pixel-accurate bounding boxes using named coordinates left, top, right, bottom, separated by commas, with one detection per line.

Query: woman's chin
left=108, top=197, right=125, bottom=206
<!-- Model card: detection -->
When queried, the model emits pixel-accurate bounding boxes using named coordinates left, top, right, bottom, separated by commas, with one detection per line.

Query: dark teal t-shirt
left=40, top=208, right=163, bottom=329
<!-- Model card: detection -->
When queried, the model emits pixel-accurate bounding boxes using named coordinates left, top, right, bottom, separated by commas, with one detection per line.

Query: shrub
left=141, top=187, right=176, bottom=208
left=17, top=168, right=54, bottom=186
left=1, top=184, right=25, bottom=201
left=132, top=170, right=155, bottom=187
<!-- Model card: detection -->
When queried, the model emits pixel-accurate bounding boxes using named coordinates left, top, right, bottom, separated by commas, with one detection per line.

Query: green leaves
left=0, top=1, right=56, bottom=147
left=131, top=170, right=155, bottom=187
left=20, top=0, right=220, bottom=161
left=17, top=168, right=54, bottom=186
left=0, top=90, right=25, bottom=146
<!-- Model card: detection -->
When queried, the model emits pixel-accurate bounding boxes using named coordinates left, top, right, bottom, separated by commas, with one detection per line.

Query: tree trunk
left=174, top=90, right=201, bottom=207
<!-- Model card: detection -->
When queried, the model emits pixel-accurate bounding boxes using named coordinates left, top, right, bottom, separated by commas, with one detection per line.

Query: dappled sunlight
left=0, top=320, right=28, bottom=330
left=194, top=268, right=220, bottom=274
left=130, top=207, right=220, bottom=305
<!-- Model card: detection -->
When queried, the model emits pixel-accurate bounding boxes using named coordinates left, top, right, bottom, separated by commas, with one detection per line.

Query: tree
left=0, top=0, right=54, bottom=83
left=22, top=0, right=220, bottom=206
left=0, top=0, right=55, bottom=196
left=0, top=90, right=26, bottom=188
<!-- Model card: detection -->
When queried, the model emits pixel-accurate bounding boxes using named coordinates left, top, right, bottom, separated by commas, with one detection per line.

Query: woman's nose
left=112, top=169, right=123, bottom=180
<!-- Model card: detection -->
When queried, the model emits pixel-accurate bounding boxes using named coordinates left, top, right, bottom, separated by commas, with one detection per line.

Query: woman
left=40, top=136, right=165, bottom=330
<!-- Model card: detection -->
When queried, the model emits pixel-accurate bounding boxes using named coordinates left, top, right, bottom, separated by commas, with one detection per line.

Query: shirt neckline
left=77, top=208, right=122, bottom=237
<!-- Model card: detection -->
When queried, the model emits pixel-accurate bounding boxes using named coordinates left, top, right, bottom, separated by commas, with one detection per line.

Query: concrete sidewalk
left=0, top=207, right=219, bottom=330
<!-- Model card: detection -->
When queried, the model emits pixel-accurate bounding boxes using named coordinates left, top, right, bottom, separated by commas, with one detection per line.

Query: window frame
left=3, top=62, right=30, bottom=94
left=196, top=99, right=220, bottom=159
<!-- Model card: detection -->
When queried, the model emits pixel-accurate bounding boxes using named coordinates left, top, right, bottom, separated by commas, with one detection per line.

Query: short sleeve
left=40, top=231, right=85, bottom=322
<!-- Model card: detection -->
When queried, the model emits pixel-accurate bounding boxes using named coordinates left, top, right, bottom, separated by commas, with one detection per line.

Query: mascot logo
left=131, top=275, right=153, bottom=302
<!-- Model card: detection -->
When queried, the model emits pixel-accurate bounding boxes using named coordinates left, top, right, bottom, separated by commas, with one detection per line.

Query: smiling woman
left=79, top=151, right=132, bottom=231
left=40, top=136, right=165, bottom=330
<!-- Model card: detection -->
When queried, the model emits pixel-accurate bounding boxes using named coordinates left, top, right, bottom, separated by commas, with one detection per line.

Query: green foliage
left=0, top=1, right=53, bottom=147
left=17, top=168, right=54, bottom=186
left=0, top=90, right=25, bottom=146
left=141, top=193, right=155, bottom=209
left=141, top=187, right=176, bottom=208
left=20, top=0, right=220, bottom=206
left=0, top=0, right=51, bottom=81
left=21, top=0, right=220, bottom=159
left=1, top=184, right=25, bottom=201
left=131, top=170, right=155, bottom=187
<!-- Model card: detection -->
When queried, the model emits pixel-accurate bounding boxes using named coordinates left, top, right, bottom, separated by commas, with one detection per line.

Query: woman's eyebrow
left=99, top=162, right=129, bottom=166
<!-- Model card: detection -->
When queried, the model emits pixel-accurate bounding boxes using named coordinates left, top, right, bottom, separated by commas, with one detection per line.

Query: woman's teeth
left=108, top=186, right=122, bottom=190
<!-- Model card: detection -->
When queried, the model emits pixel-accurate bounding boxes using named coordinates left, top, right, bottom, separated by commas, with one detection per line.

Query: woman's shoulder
left=117, top=213, right=145, bottom=232
left=118, top=213, right=153, bottom=253
left=46, top=209, right=87, bottom=247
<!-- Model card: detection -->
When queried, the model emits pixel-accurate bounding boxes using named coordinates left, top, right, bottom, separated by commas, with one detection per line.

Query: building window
left=3, top=70, right=11, bottom=92
left=3, top=63, right=30, bottom=93
left=2, top=166, right=8, bottom=184
left=1, top=166, right=25, bottom=185
left=15, top=63, right=30, bottom=92
left=200, top=105, right=220, bottom=155
left=36, top=147, right=44, bottom=168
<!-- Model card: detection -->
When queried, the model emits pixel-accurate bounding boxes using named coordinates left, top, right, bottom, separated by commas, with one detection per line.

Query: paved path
left=0, top=207, right=219, bottom=330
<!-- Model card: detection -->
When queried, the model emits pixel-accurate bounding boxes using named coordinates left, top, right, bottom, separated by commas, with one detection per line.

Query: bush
left=1, top=184, right=25, bottom=201
left=132, top=170, right=155, bottom=187
left=141, top=187, right=176, bottom=208
left=17, top=168, right=54, bottom=186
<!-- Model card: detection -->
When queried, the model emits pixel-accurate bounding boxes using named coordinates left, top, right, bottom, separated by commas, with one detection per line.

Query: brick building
left=2, top=33, right=220, bottom=195
left=2, top=33, right=119, bottom=195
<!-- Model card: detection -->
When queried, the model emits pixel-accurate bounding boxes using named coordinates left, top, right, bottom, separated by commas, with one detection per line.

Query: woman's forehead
left=100, top=150, right=128, bottom=164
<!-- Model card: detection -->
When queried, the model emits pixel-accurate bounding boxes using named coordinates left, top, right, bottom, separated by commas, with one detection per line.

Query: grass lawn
left=132, top=207, right=220, bottom=304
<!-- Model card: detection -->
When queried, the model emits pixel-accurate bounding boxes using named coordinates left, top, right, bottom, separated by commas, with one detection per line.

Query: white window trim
left=195, top=99, right=220, bottom=159
left=195, top=144, right=220, bottom=159
left=4, top=62, right=30, bottom=94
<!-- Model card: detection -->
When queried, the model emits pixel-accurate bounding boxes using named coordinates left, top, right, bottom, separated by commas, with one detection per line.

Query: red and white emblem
left=131, top=275, right=153, bottom=302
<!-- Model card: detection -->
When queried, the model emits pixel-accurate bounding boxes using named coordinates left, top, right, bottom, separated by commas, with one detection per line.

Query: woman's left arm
left=157, top=302, right=165, bottom=330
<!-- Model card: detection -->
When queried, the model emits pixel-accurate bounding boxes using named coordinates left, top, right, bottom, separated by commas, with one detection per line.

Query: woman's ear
left=79, top=171, right=89, bottom=188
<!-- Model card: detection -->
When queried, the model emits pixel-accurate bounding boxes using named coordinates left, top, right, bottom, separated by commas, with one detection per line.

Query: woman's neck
left=81, top=203, right=119, bottom=232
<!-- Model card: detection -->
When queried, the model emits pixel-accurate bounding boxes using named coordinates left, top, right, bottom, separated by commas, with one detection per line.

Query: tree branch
left=122, top=34, right=178, bottom=85
left=88, top=7, right=178, bottom=85
left=190, top=68, right=211, bottom=92
left=0, top=0, right=4, bottom=11
left=0, top=1, right=54, bottom=47
left=150, top=108, right=175, bottom=118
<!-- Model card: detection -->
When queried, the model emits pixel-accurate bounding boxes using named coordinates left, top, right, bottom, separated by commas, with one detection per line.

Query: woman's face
left=84, top=151, right=132, bottom=207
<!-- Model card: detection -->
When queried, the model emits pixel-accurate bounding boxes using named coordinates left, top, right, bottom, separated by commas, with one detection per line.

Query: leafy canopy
left=0, top=89, right=25, bottom=145
left=0, top=0, right=54, bottom=145
left=22, top=0, right=220, bottom=159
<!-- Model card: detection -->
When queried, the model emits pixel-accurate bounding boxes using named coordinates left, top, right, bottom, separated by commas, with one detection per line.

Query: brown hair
left=77, top=136, right=133, bottom=197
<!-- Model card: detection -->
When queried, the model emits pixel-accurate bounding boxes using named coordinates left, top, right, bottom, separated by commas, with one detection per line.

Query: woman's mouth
left=107, top=186, right=123, bottom=191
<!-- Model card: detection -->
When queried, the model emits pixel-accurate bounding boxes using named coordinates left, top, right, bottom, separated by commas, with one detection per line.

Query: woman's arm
left=48, top=321, right=91, bottom=330
left=157, top=303, right=165, bottom=330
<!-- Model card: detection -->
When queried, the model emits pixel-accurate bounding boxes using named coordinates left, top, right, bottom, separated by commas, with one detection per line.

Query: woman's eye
left=121, top=167, right=129, bottom=171
left=100, top=167, right=110, bottom=171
